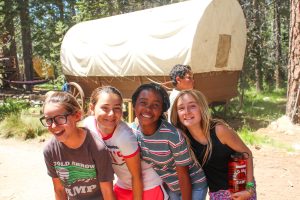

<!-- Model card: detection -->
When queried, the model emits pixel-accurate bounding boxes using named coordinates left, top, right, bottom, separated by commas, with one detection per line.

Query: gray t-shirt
left=43, top=128, right=114, bottom=200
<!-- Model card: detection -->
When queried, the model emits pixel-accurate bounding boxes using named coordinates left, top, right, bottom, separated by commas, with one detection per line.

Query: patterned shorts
left=209, top=189, right=257, bottom=200
left=209, top=190, right=231, bottom=200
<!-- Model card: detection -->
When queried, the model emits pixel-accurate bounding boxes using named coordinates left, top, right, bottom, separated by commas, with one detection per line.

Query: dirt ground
left=0, top=116, right=300, bottom=200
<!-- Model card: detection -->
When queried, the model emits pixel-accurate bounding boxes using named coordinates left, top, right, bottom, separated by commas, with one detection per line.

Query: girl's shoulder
left=82, top=115, right=97, bottom=132
left=215, top=123, right=236, bottom=144
left=113, top=121, right=137, bottom=143
left=43, top=136, right=68, bottom=157
left=43, top=136, right=58, bottom=153
left=158, top=120, right=184, bottom=141
left=79, top=129, right=106, bottom=153
left=115, top=121, right=134, bottom=136
left=160, top=120, right=180, bottom=132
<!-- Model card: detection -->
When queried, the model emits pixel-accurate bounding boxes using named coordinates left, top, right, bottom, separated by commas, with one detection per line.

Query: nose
left=50, top=121, right=58, bottom=128
left=145, top=104, right=152, bottom=111
left=108, top=109, right=114, bottom=116
left=185, top=107, right=191, bottom=114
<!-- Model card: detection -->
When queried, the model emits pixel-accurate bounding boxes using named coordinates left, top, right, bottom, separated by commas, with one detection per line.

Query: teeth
left=55, top=130, right=64, bottom=136
left=55, top=131, right=62, bottom=134
left=142, top=114, right=151, bottom=118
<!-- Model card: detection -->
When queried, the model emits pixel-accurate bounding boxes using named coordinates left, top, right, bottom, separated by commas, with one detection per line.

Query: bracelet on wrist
left=246, top=182, right=255, bottom=196
left=246, top=181, right=255, bottom=189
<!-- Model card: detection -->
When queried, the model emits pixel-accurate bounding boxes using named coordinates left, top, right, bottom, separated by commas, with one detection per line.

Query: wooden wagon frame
left=61, top=0, right=246, bottom=121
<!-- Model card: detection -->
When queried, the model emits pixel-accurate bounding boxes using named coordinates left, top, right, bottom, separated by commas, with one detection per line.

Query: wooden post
left=124, top=98, right=134, bottom=123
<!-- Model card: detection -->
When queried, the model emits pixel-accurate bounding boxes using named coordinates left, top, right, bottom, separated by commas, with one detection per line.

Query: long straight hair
left=170, top=90, right=215, bottom=166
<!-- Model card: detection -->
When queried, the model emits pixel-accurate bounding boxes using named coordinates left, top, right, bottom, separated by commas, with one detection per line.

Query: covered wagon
left=61, top=0, right=246, bottom=112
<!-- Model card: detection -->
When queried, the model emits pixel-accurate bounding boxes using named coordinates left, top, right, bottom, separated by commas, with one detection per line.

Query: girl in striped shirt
left=131, top=83, right=207, bottom=200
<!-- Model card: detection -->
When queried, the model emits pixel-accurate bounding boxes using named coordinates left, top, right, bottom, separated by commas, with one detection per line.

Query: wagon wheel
left=67, top=82, right=85, bottom=110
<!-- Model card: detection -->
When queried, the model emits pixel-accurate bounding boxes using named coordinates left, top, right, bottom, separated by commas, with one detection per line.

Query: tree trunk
left=19, top=0, right=34, bottom=91
left=253, top=0, right=263, bottom=92
left=274, top=0, right=283, bottom=89
left=286, top=0, right=300, bottom=123
left=3, top=0, right=20, bottom=84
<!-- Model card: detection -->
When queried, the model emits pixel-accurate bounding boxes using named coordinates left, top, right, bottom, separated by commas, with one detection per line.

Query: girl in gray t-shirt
left=41, top=91, right=115, bottom=200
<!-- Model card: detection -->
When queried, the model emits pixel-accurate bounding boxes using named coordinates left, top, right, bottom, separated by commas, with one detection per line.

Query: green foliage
left=238, top=124, right=266, bottom=145
left=238, top=124, right=294, bottom=152
left=214, top=87, right=292, bottom=151
left=0, top=99, right=30, bottom=121
left=239, top=0, right=289, bottom=89
left=1, top=0, right=291, bottom=91
left=213, top=87, right=286, bottom=122
left=74, top=1, right=110, bottom=22
left=239, top=88, right=286, bottom=121
left=211, top=86, right=289, bottom=149
left=0, top=108, right=48, bottom=139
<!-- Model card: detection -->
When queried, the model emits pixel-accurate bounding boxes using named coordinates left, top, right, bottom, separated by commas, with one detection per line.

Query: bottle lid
left=230, top=152, right=244, bottom=159
left=231, top=152, right=249, bottom=160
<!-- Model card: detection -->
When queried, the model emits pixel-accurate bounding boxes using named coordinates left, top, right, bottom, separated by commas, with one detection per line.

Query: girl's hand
left=231, top=190, right=253, bottom=200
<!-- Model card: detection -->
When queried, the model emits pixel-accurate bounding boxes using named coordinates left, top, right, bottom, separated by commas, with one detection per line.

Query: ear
left=89, top=103, right=95, bottom=115
left=175, top=76, right=181, bottom=84
left=74, top=110, right=82, bottom=121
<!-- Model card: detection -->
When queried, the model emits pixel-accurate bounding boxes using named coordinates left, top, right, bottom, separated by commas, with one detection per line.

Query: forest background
left=0, top=0, right=299, bottom=123
left=1, top=1, right=300, bottom=199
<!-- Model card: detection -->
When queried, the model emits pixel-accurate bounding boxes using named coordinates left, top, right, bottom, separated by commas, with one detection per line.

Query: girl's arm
left=216, top=124, right=255, bottom=199
left=124, top=152, right=143, bottom=200
left=99, top=181, right=116, bottom=200
left=175, top=165, right=192, bottom=200
left=52, top=178, right=68, bottom=200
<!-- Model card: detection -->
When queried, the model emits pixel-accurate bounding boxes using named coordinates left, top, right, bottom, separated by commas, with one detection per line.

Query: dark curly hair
left=169, top=64, right=192, bottom=86
left=132, top=83, right=170, bottom=113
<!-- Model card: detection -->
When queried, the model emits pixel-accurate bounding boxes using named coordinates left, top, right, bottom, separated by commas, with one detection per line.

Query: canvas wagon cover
left=61, top=0, right=246, bottom=77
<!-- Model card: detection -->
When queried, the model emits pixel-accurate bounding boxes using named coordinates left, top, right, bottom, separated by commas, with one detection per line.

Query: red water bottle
left=228, top=152, right=248, bottom=193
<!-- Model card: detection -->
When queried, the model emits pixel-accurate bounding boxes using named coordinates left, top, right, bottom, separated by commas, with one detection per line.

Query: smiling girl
left=41, top=91, right=115, bottom=200
left=84, top=86, right=167, bottom=200
left=170, top=90, right=256, bottom=200
left=131, top=83, right=207, bottom=200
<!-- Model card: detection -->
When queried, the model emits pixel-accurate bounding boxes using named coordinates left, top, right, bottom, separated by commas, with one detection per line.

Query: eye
left=152, top=103, right=161, bottom=109
left=190, top=104, right=198, bottom=109
left=113, top=106, right=122, bottom=112
left=139, top=101, right=147, bottom=106
left=55, top=115, right=66, bottom=123
left=178, top=107, right=184, bottom=111
left=45, top=118, right=53, bottom=125
left=100, top=106, right=109, bottom=112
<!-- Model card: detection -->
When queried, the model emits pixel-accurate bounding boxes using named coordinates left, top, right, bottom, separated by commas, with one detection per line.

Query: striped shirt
left=133, top=120, right=207, bottom=192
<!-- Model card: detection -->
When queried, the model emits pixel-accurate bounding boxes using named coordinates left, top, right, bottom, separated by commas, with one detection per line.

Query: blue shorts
left=166, top=186, right=208, bottom=200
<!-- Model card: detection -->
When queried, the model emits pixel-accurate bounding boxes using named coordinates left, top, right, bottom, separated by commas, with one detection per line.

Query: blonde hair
left=171, top=89, right=224, bottom=166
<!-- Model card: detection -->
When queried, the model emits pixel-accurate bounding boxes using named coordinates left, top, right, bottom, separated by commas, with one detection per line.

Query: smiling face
left=90, top=92, right=123, bottom=135
left=176, top=71, right=194, bottom=90
left=134, top=89, right=163, bottom=135
left=176, top=93, right=202, bottom=129
left=43, top=102, right=79, bottom=144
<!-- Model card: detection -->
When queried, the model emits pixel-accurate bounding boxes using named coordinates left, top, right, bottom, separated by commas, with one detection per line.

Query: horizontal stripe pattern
left=133, top=120, right=207, bottom=192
